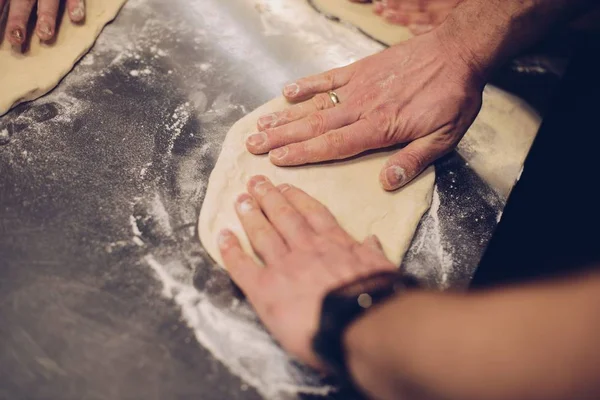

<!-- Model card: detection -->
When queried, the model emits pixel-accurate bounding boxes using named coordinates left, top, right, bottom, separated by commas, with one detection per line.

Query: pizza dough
left=0, top=0, right=127, bottom=116
left=311, top=0, right=412, bottom=45
left=199, top=97, right=435, bottom=267
left=310, top=0, right=540, bottom=199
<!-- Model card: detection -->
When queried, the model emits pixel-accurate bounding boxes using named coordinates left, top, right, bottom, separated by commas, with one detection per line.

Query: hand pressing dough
left=199, top=97, right=435, bottom=267
left=311, top=0, right=412, bottom=45
left=311, top=0, right=540, bottom=199
left=0, top=0, right=127, bottom=116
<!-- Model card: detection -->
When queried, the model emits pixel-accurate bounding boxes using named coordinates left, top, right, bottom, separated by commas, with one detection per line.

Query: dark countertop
left=0, top=0, right=565, bottom=399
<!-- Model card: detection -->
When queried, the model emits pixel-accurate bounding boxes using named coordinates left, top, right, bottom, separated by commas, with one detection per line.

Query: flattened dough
left=0, top=0, right=127, bottom=116
left=311, top=0, right=412, bottom=45
left=311, top=0, right=541, bottom=198
left=199, top=97, right=435, bottom=267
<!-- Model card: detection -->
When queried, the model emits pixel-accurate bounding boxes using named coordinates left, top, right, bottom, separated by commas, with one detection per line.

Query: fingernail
left=270, top=147, right=288, bottom=160
left=38, top=22, right=53, bottom=38
left=236, top=194, right=254, bottom=214
left=278, top=184, right=292, bottom=193
left=283, top=83, right=300, bottom=97
left=218, top=229, right=233, bottom=248
left=258, top=113, right=276, bottom=129
left=385, top=165, right=406, bottom=188
left=11, top=28, right=24, bottom=43
left=246, top=132, right=266, bottom=147
left=253, top=179, right=269, bottom=196
left=71, top=0, right=85, bottom=21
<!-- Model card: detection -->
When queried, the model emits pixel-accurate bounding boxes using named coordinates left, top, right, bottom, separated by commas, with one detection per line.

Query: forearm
left=437, top=0, right=599, bottom=81
left=344, top=271, right=600, bottom=400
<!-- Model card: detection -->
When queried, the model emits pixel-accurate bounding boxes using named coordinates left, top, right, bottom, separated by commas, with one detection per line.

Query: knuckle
left=254, top=226, right=274, bottom=241
left=311, top=93, right=331, bottom=111
left=274, top=205, right=296, bottom=219
left=402, top=149, right=427, bottom=172
left=306, top=112, right=327, bottom=134
left=323, top=71, right=336, bottom=88
left=367, top=107, right=395, bottom=142
left=323, top=133, right=346, bottom=158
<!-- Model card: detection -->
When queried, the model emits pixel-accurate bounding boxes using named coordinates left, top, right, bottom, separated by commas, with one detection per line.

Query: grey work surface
left=0, top=0, right=564, bottom=399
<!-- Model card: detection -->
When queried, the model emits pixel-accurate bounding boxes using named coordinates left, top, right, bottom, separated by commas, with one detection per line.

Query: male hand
left=218, top=175, right=396, bottom=368
left=247, top=31, right=483, bottom=190
left=1, top=0, right=85, bottom=46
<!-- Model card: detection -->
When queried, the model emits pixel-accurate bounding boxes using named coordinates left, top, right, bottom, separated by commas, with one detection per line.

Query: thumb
left=363, top=234, right=385, bottom=253
left=379, top=134, right=451, bottom=191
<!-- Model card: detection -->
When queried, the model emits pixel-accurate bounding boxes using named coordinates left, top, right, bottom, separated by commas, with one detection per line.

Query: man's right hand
left=247, top=29, right=484, bottom=191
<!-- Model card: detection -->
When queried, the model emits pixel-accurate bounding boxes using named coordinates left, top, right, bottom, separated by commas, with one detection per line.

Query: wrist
left=311, top=271, right=419, bottom=383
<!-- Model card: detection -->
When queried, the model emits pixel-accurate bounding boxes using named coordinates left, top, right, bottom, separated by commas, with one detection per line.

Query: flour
left=404, top=187, right=455, bottom=288
left=0, top=128, right=10, bottom=145
left=144, top=254, right=333, bottom=399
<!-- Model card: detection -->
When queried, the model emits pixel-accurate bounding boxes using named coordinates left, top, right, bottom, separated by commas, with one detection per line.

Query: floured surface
left=0, top=0, right=126, bottom=116
left=311, top=0, right=412, bottom=45
left=0, top=0, right=553, bottom=398
left=199, top=97, right=435, bottom=267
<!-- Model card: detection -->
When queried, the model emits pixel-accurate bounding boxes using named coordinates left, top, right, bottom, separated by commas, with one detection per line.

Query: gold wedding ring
left=327, top=91, right=340, bottom=106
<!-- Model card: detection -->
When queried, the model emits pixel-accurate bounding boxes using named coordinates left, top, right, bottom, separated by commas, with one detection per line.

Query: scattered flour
left=0, top=128, right=10, bottom=145
left=405, top=188, right=455, bottom=289
left=144, top=254, right=333, bottom=399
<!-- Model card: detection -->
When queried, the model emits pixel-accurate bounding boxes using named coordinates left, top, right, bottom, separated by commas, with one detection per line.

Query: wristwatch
left=312, top=271, right=420, bottom=384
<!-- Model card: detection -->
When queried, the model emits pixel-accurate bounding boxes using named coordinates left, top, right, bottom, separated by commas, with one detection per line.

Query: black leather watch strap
left=312, top=271, right=420, bottom=384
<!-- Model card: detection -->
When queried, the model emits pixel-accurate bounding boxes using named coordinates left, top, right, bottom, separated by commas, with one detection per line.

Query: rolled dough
left=310, top=0, right=541, bottom=199
left=199, top=97, right=435, bottom=267
left=0, top=0, right=127, bottom=116
left=310, top=0, right=412, bottom=45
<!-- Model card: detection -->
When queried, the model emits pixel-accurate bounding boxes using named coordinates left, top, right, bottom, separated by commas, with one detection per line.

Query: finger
left=282, top=67, right=353, bottom=102
left=382, top=9, right=410, bottom=25
left=379, top=132, right=451, bottom=190
left=6, top=0, right=36, bottom=45
left=66, top=0, right=85, bottom=23
left=269, top=119, right=379, bottom=166
left=36, top=0, right=59, bottom=41
left=247, top=176, right=315, bottom=248
left=248, top=105, right=355, bottom=155
left=218, top=229, right=264, bottom=294
left=409, top=23, right=435, bottom=36
left=235, top=193, right=289, bottom=264
left=363, top=235, right=385, bottom=253
left=384, top=10, right=431, bottom=25
left=355, top=235, right=396, bottom=270
left=276, top=183, right=355, bottom=246
left=257, top=89, right=350, bottom=131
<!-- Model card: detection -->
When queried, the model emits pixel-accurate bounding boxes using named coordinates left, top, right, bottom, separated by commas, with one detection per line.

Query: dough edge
left=198, top=97, right=435, bottom=268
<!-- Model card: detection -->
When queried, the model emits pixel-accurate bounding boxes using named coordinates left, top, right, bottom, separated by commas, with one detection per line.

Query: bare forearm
left=344, top=272, right=600, bottom=400
left=437, top=0, right=599, bottom=81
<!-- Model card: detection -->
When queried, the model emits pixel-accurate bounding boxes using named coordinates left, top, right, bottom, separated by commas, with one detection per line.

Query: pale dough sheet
left=199, top=97, right=435, bottom=267
left=311, top=0, right=540, bottom=198
left=311, top=0, right=412, bottom=45
left=0, top=0, right=127, bottom=116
